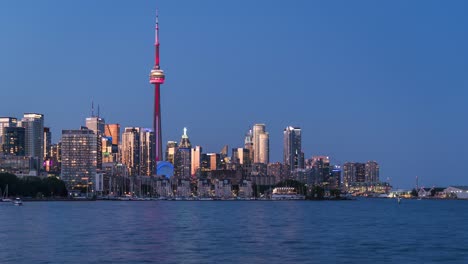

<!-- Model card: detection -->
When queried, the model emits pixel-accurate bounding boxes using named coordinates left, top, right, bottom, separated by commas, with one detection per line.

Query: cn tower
left=149, top=12, right=165, bottom=174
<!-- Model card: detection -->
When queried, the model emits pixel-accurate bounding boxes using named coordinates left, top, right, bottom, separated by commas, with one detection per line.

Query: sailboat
left=397, top=196, right=401, bottom=204
left=2, top=185, right=13, bottom=202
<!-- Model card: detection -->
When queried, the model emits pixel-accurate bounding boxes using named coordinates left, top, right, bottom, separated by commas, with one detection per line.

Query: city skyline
left=1, top=0, right=467, bottom=188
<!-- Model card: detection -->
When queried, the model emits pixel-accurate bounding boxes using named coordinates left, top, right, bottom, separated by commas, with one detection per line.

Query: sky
left=0, top=0, right=467, bottom=188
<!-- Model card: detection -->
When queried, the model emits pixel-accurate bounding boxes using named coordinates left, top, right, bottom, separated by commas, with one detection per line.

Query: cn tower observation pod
left=157, top=161, right=174, bottom=178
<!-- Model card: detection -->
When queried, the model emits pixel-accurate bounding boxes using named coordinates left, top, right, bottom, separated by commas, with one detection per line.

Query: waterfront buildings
left=61, top=127, right=98, bottom=191
left=365, top=161, right=380, bottom=182
left=283, top=126, right=304, bottom=171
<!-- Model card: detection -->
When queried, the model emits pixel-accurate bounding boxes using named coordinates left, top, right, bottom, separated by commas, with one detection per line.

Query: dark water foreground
left=1, top=199, right=467, bottom=264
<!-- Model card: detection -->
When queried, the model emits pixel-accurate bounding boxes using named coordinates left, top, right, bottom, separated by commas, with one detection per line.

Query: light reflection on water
left=1, top=199, right=468, bottom=263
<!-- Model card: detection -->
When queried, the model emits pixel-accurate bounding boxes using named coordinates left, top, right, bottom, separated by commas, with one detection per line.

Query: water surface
left=1, top=199, right=467, bottom=263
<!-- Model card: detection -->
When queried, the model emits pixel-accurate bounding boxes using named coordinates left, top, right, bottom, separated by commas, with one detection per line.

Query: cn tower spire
left=154, top=10, right=160, bottom=68
left=149, top=10, right=166, bottom=175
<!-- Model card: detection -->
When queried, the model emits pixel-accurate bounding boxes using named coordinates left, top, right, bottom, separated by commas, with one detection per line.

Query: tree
left=410, top=189, right=418, bottom=197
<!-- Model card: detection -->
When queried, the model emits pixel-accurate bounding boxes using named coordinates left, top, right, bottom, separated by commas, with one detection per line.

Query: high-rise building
left=149, top=13, right=166, bottom=172
left=139, top=128, right=155, bottom=176
left=0, top=117, right=17, bottom=146
left=85, top=116, right=105, bottom=135
left=310, top=156, right=331, bottom=186
left=244, top=129, right=254, bottom=162
left=43, top=127, right=52, bottom=159
left=191, top=146, right=202, bottom=176
left=120, top=127, right=154, bottom=176
left=174, top=128, right=191, bottom=179
left=20, top=113, right=44, bottom=170
left=121, top=127, right=141, bottom=176
left=253, top=124, right=270, bottom=164
left=232, top=148, right=250, bottom=165
left=104, top=124, right=120, bottom=145
left=61, top=127, right=97, bottom=191
left=207, top=153, right=221, bottom=171
left=85, top=116, right=103, bottom=170
left=283, top=126, right=304, bottom=171
left=2, top=127, right=25, bottom=156
left=343, top=162, right=366, bottom=188
left=165, top=141, right=178, bottom=164
left=355, top=163, right=366, bottom=183
left=365, top=161, right=380, bottom=182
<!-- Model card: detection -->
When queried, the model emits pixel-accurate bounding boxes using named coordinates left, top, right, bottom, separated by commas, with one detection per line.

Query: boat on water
left=271, top=187, right=305, bottom=200
left=13, top=198, right=23, bottom=206
left=2, top=185, right=12, bottom=202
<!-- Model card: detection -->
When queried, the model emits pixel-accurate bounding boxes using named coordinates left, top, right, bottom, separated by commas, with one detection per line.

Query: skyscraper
left=165, top=141, right=178, bottom=164
left=174, top=128, right=191, bottom=179
left=283, top=126, right=304, bottom=171
left=0, top=117, right=17, bottom=146
left=253, top=124, right=269, bottom=164
left=149, top=12, right=166, bottom=173
left=20, top=113, right=44, bottom=170
left=85, top=116, right=105, bottom=135
left=365, top=161, right=380, bottom=182
left=2, top=127, right=25, bottom=156
left=244, top=129, right=254, bottom=162
left=121, top=127, right=141, bottom=176
left=61, top=127, right=97, bottom=191
left=43, top=127, right=51, bottom=159
left=120, top=127, right=154, bottom=176
left=343, top=162, right=366, bottom=188
left=191, top=146, right=202, bottom=176
left=139, top=128, right=155, bottom=176
left=104, top=124, right=120, bottom=145
left=232, top=148, right=250, bottom=165
left=85, top=116, right=103, bottom=170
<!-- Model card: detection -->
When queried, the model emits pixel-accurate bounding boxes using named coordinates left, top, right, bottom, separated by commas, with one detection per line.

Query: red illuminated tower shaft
left=149, top=13, right=165, bottom=174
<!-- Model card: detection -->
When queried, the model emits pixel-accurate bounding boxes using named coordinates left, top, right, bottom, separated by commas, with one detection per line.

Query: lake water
left=1, top=198, right=468, bottom=264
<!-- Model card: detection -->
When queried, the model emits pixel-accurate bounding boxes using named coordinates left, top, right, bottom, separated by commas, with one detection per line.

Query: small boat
left=397, top=196, right=401, bottom=204
left=13, top=198, right=23, bottom=206
left=2, top=185, right=13, bottom=202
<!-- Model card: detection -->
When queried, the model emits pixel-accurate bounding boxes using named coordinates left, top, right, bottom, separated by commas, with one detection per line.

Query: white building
left=215, top=179, right=232, bottom=199
left=238, top=180, right=253, bottom=198
left=444, top=186, right=468, bottom=199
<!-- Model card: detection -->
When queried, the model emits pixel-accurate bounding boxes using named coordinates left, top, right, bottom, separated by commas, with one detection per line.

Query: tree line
left=0, top=172, right=68, bottom=198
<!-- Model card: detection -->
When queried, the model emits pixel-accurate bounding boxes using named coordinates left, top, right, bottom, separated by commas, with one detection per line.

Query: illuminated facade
left=283, top=126, right=304, bottom=171
left=43, top=127, right=51, bottom=159
left=365, top=161, right=380, bottom=182
left=253, top=124, right=269, bottom=164
left=104, top=124, right=120, bottom=145
left=61, top=127, right=97, bottom=191
left=2, top=127, right=25, bottom=156
left=0, top=117, right=18, bottom=146
left=174, top=128, right=191, bottom=179
left=121, top=127, right=154, bottom=176
left=191, top=146, right=202, bottom=176
left=20, top=113, right=44, bottom=170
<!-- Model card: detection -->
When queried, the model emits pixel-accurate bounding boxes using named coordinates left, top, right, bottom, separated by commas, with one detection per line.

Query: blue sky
left=1, top=0, right=467, bottom=188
